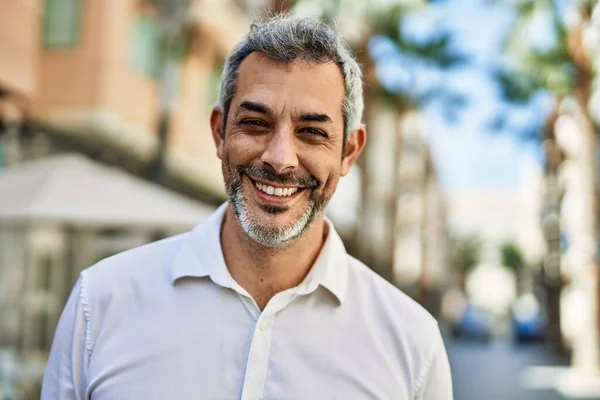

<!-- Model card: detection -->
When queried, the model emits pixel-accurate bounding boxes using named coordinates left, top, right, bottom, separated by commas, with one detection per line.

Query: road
left=445, top=335, right=574, bottom=400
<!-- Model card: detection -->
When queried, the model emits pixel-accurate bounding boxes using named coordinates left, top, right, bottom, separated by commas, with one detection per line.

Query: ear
left=210, top=106, right=225, bottom=160
left=341, top=124, right=367, bottom=176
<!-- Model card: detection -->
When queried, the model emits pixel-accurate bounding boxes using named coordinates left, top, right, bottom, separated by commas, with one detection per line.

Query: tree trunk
left=542, top=111, right=566, bottom=355
left=388, top=103, right=407, bottom=283
left=418, top=161, right=430, bottom=307
left=354, top=37, right=377, bottom=269
left=570, top=112, right=600, bottom=377
left=566, top=16, right=600, bottom=379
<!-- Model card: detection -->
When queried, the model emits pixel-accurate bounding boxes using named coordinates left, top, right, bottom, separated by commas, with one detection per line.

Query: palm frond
left=493, top=67, right=541, bottom=103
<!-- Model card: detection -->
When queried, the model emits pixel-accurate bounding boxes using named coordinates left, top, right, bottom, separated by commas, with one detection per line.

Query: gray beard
left=224, top=172, right=326, bottom=248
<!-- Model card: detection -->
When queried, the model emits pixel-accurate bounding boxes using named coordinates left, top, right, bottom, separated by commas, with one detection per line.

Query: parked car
left=451, top=304, right=493, bottom=342
left=511, top=294, right=545, bottom=343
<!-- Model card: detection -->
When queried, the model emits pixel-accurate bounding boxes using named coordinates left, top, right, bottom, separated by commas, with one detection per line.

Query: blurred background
left=1, top=0, right=600, bottom=398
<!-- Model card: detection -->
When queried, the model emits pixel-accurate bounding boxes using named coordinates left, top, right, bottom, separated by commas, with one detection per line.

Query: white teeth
left=254, top=181, right=299, bottom=197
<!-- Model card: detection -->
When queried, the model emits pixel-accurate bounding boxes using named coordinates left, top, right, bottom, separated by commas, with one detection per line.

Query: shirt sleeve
left=414, top=326, right=453, bottom=400
left=41, top=275, right=90, bottom=400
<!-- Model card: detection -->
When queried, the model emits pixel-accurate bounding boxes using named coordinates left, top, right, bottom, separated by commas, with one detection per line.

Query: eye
left=299, top=128, right=327, bottom=138
left=241, top=119, right=268, bottom=127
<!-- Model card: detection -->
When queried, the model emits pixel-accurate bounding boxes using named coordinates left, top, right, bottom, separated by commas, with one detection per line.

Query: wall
left=0, top=0, right=42, bottom=101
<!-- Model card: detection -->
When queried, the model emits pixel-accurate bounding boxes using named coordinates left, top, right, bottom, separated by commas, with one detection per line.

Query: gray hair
left=217, top=14, right=364, bottom=145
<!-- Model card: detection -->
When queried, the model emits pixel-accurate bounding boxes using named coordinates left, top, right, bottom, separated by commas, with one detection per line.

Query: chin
left=239, top=201, right=315, bottom=247
left=226, top=172, right=326, bottom=247
left=257, top=203, right=290, bottom=215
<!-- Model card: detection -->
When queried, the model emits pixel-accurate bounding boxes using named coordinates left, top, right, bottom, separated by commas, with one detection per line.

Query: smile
left=254, top=181, right=299, bottom=197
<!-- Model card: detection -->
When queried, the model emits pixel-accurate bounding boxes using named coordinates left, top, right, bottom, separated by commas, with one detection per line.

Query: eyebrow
left=236, top=101, right=273, bottom=118
left=236, top=100, right=333, bottom=125
left=299, top=113, right=333, bottom=124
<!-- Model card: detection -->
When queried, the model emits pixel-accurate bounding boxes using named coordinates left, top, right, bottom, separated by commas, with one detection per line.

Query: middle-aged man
left=42, top=14, right=453, bottom=400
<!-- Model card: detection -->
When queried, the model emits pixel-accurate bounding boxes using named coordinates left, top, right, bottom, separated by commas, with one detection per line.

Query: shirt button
left=258, top=321, right=268, bottom=331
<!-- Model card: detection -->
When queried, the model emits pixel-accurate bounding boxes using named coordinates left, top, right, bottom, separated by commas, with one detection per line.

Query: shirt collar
left=170, top=203, right=231, bottom=286
left=289, top=219, right=348, bottom=304
left=170, top=202, right=349, bottom=305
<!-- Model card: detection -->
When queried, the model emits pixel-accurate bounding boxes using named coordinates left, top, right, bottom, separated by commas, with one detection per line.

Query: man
left=42, top=15, right=452, bottom=400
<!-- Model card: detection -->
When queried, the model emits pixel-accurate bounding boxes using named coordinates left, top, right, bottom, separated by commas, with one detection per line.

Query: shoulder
left=77, top=232, right=191, bottom=338
left=79, top=232, right=189, bottom=306
left=84, top=233, right=187, bottom=282
left=345, top=255, right=440, bottom=348
left=344, top=255, right=446, bottom=393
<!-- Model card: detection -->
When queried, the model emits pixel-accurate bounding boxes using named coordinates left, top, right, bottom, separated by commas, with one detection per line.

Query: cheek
left=225, top=135, right=265, bottom=164
left=301, top=153, right=342, bottom=192
left=322, top=174, right=340, bottom=196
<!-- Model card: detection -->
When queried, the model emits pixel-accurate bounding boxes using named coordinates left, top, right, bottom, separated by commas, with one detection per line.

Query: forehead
left=233, top=52, right=345, bottom=121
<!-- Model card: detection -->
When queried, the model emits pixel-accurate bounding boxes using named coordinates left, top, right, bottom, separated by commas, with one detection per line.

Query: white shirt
left=42, top=203, right=453, bottom=400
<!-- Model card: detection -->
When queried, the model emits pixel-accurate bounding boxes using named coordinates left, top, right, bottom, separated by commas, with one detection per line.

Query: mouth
left=246, top=176, right=306, bottom=204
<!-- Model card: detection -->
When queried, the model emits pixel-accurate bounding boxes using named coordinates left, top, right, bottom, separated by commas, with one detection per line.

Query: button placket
left=240, top=314, right=274, bottom=400
left=240, top=290, right=302, bottom=399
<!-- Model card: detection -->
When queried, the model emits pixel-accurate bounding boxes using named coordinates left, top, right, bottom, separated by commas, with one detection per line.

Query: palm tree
left=451, top=234, right=482, bottom=292
left=541, top=110, right=566, bottom=355
left=495, top=0, right=598, bottom=375
left=291, top=1, right=424, bottom=275
left=291, top=0, right=466, bottom=284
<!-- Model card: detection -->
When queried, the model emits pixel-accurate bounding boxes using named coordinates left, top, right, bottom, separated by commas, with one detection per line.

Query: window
left=131, top=14, right=161, bottom=77
left=43, top=0, right=82, bottom=48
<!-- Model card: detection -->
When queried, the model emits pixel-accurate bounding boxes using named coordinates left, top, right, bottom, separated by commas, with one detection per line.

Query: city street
left=446, top=334, right=572, bottom=400
left=3, top=0, right=600, bottom=398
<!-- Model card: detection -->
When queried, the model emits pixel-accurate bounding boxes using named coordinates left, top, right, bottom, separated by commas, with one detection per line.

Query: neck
left=220, top=205, right=327, bottom=311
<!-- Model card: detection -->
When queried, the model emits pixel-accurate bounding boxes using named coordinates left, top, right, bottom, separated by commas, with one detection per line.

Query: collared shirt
left=42, top=203, right=453, bottom=400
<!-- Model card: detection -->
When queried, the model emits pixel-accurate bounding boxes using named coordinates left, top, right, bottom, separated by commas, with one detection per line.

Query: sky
left=375, top=0, right=550, bottom=194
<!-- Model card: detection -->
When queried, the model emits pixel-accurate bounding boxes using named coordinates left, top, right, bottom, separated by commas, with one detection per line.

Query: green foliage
left=372, top=8, right=467, bottom=111
left=493, top=67, right=541, bottom=104
left=500, top=242, right=526, bottom=273
left=380, top=23, right=466, bottom=69
left=494, top=0, right=579, bottom=103
left=292, top=0, right=466, bottom=110
left=452, top=235, right=482, bottom=275
left=488, top=0, right=588, bottom=142
left=292, top=0, right=424, bottom=25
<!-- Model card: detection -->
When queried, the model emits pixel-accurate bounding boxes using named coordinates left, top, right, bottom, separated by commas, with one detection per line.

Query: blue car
left=511, top=294, right=545, bottom=343
left=451, top=304, right=492, bottom=342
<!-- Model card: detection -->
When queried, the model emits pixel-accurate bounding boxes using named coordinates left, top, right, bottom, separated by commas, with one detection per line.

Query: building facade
left=0, top=1, right=262, bottom=396
left=1, top=0, right=255, bottom=199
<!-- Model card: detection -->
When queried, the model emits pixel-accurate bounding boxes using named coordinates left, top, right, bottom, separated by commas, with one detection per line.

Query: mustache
left=237, top=165, right=319, bottom=189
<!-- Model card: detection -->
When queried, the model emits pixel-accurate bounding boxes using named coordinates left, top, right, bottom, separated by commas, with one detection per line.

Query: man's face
left=211, top=53, right=364, bottom=247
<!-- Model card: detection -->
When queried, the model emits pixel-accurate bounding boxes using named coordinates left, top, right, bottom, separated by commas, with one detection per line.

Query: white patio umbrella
left=0, top=153, right=216, bottom=230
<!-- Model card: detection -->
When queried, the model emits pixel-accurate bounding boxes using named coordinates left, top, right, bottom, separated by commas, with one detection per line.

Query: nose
left=260, top=127, right=299, bottom=174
